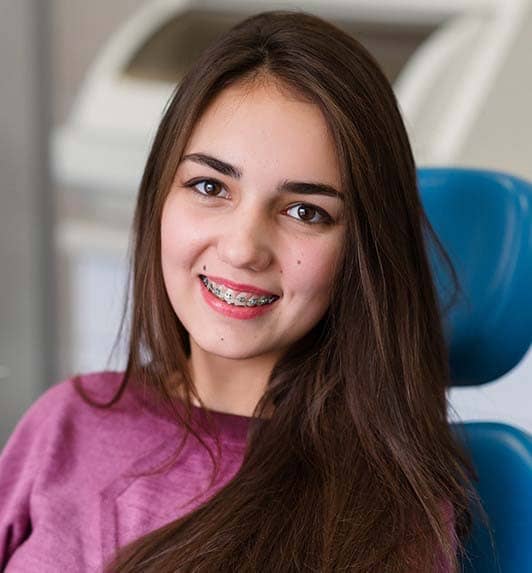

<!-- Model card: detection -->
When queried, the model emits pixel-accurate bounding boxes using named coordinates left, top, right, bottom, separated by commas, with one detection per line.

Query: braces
left=201, top=276, right=278, bottom=307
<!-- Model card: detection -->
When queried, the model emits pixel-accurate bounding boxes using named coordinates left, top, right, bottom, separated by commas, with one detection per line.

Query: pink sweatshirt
left=0, top=370, right=455, bottom=572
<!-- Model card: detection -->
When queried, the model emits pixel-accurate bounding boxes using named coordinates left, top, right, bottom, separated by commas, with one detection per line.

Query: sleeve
left=0, top=383, right=64, bottom=569
left=440, top=502, right=458, bottom=573
left=404, top=500, right=457, bottom=572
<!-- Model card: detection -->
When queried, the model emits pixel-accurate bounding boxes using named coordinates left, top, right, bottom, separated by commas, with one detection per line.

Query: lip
left=200, top=274, right=278, bottom=296
left=198, top=276, right=278, bottom=320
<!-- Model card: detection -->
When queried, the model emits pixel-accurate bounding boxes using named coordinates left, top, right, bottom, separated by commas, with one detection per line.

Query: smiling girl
left=0, top=10, right=475, bottom=572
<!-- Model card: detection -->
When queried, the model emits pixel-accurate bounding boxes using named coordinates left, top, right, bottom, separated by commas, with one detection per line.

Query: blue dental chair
left=418, top=168, right=532, bottom=573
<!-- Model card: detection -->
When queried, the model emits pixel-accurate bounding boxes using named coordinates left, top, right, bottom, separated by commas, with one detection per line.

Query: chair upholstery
left=418, top=167, right=532, bottom=572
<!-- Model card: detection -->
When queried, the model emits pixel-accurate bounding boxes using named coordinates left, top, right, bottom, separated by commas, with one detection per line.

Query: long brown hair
left=75, top=10, right=479, bottom=571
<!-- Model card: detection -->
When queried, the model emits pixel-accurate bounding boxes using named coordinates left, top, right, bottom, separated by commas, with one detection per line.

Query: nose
left=216, top=205, right=274, bottom=272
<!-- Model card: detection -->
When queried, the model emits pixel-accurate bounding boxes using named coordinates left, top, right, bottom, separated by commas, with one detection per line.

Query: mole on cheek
left=203, top=265, right=207, bottom=271
left=297, top=260, right=301, bottom=265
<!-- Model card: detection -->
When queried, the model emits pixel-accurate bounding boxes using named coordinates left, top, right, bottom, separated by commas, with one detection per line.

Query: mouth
left=199, top=274, right=280, bottom=307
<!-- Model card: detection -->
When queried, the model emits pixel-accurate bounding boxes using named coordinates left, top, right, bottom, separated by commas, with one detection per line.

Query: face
left=161, top=79, right=345, bottom=365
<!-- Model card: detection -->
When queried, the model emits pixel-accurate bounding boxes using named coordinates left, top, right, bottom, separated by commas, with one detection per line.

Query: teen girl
left=0, top=10, right=475, bottom=572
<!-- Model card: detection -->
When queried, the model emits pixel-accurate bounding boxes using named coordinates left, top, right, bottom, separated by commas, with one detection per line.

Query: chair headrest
left=418, top=168, right=532, bottom=386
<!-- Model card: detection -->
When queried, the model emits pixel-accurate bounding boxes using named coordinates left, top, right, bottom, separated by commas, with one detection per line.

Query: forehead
left=182, top=80, right=341, bottom=184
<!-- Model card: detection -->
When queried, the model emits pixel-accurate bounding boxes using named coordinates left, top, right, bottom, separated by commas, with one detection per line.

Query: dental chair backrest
left=418, top=167, right=532, bottom=573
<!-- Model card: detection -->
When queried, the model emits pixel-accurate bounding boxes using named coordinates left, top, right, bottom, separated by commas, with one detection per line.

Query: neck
left=181, top=342, right=278, bottom=418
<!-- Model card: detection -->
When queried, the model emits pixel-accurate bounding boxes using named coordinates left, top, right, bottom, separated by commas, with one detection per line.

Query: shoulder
left=1, top=370, right=176, bottom=489
left=0, top=371, right=176, bottom=570
left=14, top=370, right=128, bottom=428
left=2, top=370, right=145, bottom=458
left=0, top=371, right=130, bottom=530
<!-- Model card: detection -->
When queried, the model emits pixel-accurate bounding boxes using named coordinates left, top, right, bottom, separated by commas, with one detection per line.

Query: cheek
left=160, top=197, right=204, bottom=269
left=284, top=238, right=342, bottom=303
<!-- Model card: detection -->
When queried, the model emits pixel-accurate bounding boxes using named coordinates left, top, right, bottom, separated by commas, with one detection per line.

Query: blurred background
left=1, top=0, right=531, bottom=446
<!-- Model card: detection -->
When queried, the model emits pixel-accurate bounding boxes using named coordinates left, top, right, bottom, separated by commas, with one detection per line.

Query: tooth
left=235, top=293, right=248, bottom=306
left=223, top=288, right=236, bottom=304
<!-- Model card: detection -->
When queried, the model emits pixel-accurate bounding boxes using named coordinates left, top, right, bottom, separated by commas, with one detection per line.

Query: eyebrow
left=181, top=152, right=344, bottom=201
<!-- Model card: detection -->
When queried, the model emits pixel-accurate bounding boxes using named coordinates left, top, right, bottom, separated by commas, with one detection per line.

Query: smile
left=199, top=275, right=279, bottom=307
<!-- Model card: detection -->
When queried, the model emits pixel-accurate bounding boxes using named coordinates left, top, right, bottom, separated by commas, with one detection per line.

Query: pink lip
left=202, top=274, right=277, bottom=296
left=199, top=276, right=278, bottom=320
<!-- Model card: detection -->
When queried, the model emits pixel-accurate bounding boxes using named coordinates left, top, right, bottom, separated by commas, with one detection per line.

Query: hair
left=73, top=9, right=482, bottom=572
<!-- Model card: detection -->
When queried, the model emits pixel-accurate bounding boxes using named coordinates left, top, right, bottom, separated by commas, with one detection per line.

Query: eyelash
left=184, top=177, right=334, bottom=226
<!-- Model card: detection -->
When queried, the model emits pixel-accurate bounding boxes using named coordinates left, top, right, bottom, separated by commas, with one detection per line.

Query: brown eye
left=203, top=181, right=220, bottom=195
left=297, top=205, right=314, bottom=221
left=286, top=203, right=333, bottom=226
left=188, top=178, right=230, bottom=199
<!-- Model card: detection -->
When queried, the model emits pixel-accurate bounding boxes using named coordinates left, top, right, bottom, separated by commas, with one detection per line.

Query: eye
left=186, top=178, right=230, bottom=199
left=285, top=203, right=333, bottom=225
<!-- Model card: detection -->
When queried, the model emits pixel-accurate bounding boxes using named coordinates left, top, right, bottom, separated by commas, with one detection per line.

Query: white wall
left=457, top=3, right=532, bottom=182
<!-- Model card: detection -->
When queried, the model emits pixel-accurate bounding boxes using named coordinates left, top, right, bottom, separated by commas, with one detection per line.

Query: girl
left=0, top=10, right=476, bottom=572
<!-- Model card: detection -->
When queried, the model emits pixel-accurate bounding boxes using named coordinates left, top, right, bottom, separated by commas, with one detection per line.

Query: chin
left=193, top=336, right=278, bottom=361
